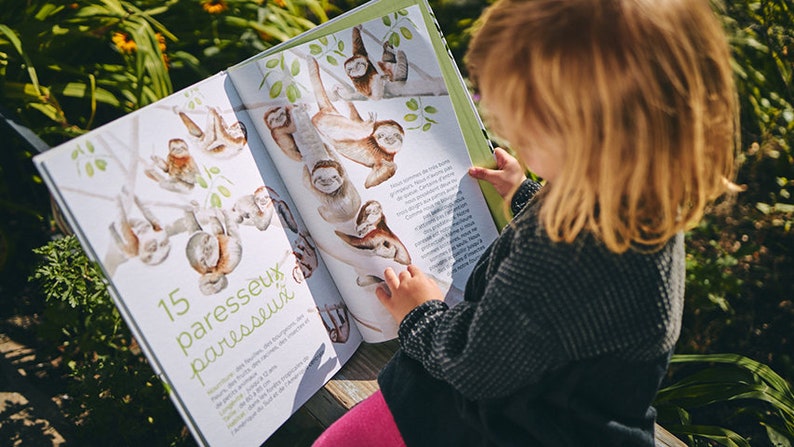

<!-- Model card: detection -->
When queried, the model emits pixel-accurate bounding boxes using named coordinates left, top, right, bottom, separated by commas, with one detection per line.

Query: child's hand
left=376, top=265, right=444, bottom=323
left=468, top=147, right=526, bottom=200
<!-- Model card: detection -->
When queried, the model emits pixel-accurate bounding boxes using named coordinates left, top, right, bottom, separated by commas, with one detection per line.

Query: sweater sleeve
left=510, top=179, right=542, bottom=216
left=397, top=215, right=684, bottom=401
left=397, top=223, right=566, bottom=400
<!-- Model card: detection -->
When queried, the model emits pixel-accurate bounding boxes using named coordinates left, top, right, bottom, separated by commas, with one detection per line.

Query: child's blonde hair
left=466, top=0, right=738, bottom=253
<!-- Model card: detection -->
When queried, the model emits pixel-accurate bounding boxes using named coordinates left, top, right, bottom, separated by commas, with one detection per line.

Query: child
left=313, top=0, right=737, bottom=445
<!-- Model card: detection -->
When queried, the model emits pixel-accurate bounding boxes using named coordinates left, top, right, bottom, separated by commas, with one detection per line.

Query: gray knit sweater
left=378, top=179, right=685, bottom=446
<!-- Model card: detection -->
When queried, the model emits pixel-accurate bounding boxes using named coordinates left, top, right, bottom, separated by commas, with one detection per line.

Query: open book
left=33, top=0, right=503, bottom=444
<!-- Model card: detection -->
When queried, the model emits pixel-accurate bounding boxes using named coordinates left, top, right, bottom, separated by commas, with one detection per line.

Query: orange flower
left=156, top=33, right=170, bottom=69
left=112, top=32, right=137, bottom=54
left=202, top=0, right=228, bottom=14
left=272, top=0, right=286, bottom=7
left=156, top=33, right=167, bottom=52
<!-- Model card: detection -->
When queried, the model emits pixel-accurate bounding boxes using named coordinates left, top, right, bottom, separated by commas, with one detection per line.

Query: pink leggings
left=312, top=390, right=406, bottom=447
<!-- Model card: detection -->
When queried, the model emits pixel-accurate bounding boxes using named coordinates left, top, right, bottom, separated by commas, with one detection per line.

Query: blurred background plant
left=1, top=0, right=792, bottom=445
left=653, top=1, right=794, bottom=445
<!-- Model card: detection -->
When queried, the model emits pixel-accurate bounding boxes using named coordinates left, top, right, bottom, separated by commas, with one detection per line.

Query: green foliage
left=656, top=354, right=794, bottom=446
left=679, top=0, right=793, bottom=375
left=0, top=0, right=330, bottom=146
left=655, top=1, right=794, bottom=445
left=30, top=235, right=191, bottom=446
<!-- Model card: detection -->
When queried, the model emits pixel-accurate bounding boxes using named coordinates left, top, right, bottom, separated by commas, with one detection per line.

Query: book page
left=34, top=73, right=361, bottom=447
left=228, top=3, right=500, bottom=342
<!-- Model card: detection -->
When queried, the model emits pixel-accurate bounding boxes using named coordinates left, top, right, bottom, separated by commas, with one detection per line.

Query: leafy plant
left=0, top=0, right=330, bottom=146
left=30, top=235, right=191, bottom=446
left=656, top=354, right=794, bottom=446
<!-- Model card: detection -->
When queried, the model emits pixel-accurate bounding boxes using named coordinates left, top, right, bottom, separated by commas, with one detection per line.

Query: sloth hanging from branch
left=231, top=185, right=298, bottom=233
left=263, top=105, right=302, bottom=162
left=264, top=103, right=362, bottom=222
left=292, top=231, right=318, bottom=283
left=343, top=25, right=408, bottom=100
left=184, top=207, right=243, bottom=295
left=177, top=106, right=248, bottom=159
left=104, top=193, right=172, bottom=277
left=332, top=25, right=447, bottom=101
left=308, top=56, right=404, bottom=189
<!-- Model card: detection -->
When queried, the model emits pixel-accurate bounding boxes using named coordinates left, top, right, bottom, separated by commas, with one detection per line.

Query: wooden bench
left=303, top=340, right=687, bottom=447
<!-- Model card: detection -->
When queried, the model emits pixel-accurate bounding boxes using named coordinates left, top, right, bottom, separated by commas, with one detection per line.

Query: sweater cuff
left=511, top=179, right=542, bottom=215
left=398, top=300, right=449, bottom=355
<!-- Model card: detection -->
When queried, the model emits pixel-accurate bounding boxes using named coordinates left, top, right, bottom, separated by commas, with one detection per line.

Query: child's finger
left=383, top=267, right=399, bottom=289
left=375, top=283, right=391, bottom=301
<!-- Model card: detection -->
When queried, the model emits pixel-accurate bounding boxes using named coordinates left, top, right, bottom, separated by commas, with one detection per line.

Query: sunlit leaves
left=0, top=0, right=329, bottom=142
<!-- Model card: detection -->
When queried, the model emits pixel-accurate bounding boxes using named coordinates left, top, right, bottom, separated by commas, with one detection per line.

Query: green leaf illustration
left=286, top=84, right=299, bottom=102
left=211, top=193, right=221, bottom=208
left=197, top=176, right=208, bottom=189
left=218, top=186, right=231, bottom=198
left=406, top=98, right=419, bottom=110
left=422, top=123, right=432, bottom=132
left=95, top=160, right=107, bottom=171
left=290, top=59, right=300, bottom=76
left=71, top=148, right=79, bottom=160
left=209, top=166, right=221, bottom=175
left=85, top=162, right=94, bottom=177
left=400, top=27, right=413, bottom=39
left=265, top=58, right=279, bottom=68
left=86, top=141, right=95, bottom=153
left=327, top=55, right=338, bottom=66
left=424, top=105, right=438, bottom=114
left=309, top=43, right=322, bottom=55
left=382, top=16, right=392, bottom=26
left=404, top=113, right=418, bottom=122
left=269, top=81, right=283, bottom=98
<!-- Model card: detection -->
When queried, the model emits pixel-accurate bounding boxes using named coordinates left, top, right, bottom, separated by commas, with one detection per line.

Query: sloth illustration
left=293, top=232, right=318, bottom=283
left=280, top=103, right=361, bottom=222
left=184, top=207, right=243, bottom=295
left=334, top=200, right=411, bottom=281
left=308, top=56, right=404, bottom=188
left=106, top=194, right=171, bottom=276
left=377, top=41, right=409, bottom=83
left=144, top=138, right=199, bottom=193
left=318, top=303, right=351, bottom=344
left=177, top=106, right=247, bottom=158
left=263, top=105, right=302, bottom=161
left=355, top=199, right=384, bottom=236
left=232, top=185, right=298, bottom=233
left=344, top=26, right=408, bottom=100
